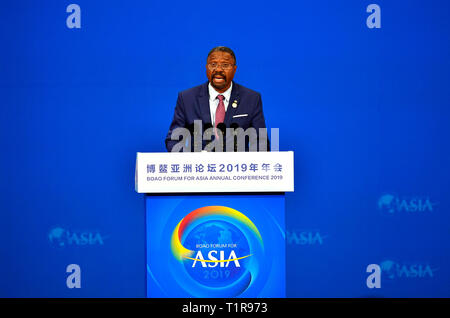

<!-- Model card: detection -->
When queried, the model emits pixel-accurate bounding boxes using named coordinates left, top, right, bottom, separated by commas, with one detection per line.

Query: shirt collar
left=208, top=81, right=233, bottom=102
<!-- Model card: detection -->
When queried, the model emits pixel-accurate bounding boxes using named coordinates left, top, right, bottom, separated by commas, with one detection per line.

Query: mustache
left=212, top=72, right=227, bottom=80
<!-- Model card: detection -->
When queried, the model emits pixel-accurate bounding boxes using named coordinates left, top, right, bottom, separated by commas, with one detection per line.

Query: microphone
left=186, top=123, right=195, bottom=133
left=182, top=123, right=195, bottom=151
left=216, top=123, right=226, bottom=151
left=230, top=123, right=239, bottom=152
left=203, top=122, right=213, bottom=151
left=216, top=123, right=226, bottom=134
left=203, top=123, right=213, bottom=132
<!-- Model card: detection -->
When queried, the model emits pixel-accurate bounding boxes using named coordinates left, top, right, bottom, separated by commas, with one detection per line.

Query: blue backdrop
left=1, top=0, right=449, bottom=297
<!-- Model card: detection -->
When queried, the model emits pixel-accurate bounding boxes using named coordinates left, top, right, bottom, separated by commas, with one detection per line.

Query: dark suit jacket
left=165, top=81, right=268, bottom=152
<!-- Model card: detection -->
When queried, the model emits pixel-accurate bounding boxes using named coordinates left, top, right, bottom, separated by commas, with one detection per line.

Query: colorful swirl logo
left=170, top=206, right=264, bottom=297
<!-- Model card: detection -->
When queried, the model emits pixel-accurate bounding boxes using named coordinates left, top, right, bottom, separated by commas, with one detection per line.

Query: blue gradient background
left=0, top=0, right=449, bottom=297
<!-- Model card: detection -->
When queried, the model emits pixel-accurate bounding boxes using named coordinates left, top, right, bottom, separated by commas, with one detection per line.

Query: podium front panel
left=146, top=193, right=286, bottom=298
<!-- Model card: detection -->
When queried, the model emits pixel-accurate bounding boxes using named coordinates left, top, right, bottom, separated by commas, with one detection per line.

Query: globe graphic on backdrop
left=182, top=220, right=250, bottom=288
left=48, top=227, right=66, bottom=247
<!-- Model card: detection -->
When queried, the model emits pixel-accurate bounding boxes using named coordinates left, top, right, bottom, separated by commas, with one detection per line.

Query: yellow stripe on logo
left=183, top=254, right=253, bottom=263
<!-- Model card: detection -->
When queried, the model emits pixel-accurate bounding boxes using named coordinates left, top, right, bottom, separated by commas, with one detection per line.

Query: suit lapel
left=224, top=82, right=240, bottom=126
left=197, top=82, right=211, bottom=124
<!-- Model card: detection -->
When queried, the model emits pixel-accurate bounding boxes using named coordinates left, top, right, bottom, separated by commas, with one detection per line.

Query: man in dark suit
left=165, top=46, right=269, bottom=152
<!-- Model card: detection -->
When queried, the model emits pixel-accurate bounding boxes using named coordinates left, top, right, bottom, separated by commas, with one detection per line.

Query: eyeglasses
left=207, top=63, right=235, bottom=70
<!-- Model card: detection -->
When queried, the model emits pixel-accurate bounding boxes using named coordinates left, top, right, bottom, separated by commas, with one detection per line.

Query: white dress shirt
left=208, top=82, right=233, bottom=126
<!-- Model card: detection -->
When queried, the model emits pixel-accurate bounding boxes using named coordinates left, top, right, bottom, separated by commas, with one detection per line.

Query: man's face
left=206, top=51, right=237, bottom=93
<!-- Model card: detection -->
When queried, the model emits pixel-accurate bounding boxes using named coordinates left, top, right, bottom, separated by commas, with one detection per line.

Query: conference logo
left=48, top=227, right=106, bottom=248
left=380, top=260, right=438, bottom=280
left=286, top=229, right=327, bottom=245
left=170, top=206, right=264, bottom=297
left=377, top=194, right=437, bottom=215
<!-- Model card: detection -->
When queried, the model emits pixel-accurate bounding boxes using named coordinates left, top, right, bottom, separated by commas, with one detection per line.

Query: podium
left=136, top=151, right=294, bottom=298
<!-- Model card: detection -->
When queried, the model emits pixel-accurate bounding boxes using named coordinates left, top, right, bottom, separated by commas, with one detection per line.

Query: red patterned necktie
left=215, top=94, right=225, bottom=137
